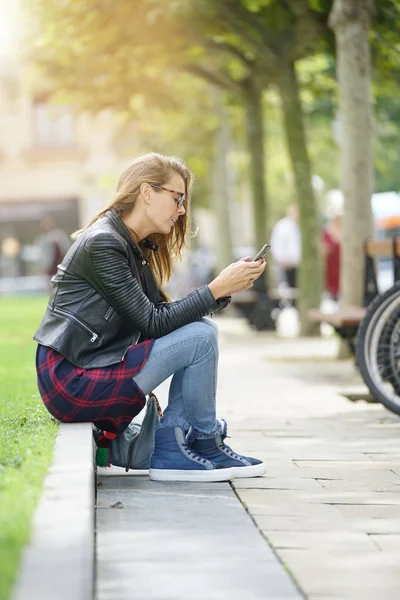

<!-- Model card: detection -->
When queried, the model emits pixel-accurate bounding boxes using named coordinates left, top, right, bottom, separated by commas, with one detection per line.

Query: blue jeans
left=133, top=318, right=220, bottom=439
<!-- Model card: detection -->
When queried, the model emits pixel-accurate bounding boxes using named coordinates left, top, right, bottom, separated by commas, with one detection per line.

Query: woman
left=34, top=153, right=266, bottom=482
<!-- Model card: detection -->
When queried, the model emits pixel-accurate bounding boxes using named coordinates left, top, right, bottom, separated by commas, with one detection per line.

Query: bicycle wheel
left=356, top=282, right=400, bottom=415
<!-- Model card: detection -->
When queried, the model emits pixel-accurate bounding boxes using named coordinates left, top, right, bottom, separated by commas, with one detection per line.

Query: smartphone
left=252, top=244, right=271, bottom=262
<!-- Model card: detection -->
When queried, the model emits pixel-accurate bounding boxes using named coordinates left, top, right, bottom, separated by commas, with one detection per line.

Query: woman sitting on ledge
left=34, top=153, right=266, bottom=482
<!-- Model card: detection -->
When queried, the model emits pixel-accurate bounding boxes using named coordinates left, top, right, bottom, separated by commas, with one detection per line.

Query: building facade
left=0, top=55, right=133, bottom=282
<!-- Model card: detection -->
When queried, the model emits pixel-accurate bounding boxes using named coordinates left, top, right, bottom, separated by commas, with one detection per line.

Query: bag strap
left=148, top=392, right=163, bottom=417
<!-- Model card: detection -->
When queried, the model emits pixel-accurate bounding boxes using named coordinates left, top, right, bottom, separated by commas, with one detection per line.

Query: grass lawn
left=0, top=296, right=58, bottom=600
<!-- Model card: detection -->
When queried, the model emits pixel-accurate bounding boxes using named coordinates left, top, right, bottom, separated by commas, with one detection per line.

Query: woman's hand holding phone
left=208, top=255, right=266, bottom=299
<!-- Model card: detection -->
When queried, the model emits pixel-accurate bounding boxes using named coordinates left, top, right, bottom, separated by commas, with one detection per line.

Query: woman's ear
left=140, top=183, right=151, bottom=204
left=140, top=182, right=149, bottom=196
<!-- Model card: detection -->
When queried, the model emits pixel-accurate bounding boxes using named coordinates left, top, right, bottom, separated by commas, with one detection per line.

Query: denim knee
left=201, top=316, right=219, bottom=337
left=188, top=319, right=219, bottom=350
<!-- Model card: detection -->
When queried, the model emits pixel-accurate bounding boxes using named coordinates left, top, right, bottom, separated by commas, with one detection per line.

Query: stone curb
left=11, top=423, right=95, bottom=600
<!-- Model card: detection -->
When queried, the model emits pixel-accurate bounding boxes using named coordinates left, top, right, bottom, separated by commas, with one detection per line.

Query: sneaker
left=149, top=426, right=235, bottom=482
left=192, top=420, right=266, bottom=478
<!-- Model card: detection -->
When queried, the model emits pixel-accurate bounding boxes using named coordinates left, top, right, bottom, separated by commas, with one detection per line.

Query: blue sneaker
left=192, top=420, right=266, bottom=478
left=149, top=426, right=235, bottom=482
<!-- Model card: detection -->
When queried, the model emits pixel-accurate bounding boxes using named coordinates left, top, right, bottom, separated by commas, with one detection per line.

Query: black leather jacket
left=34, top=210, right=230, bottom=368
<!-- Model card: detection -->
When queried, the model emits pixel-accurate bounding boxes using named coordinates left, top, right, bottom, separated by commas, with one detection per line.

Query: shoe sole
left=98, top=466, right=149, bottom=476
left=149, top=467, right=235, bottom=482
left=232, top=462, right=267, bottom=478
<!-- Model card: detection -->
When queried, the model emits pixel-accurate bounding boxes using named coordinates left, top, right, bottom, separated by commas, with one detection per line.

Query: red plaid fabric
left=36, top=340, right=154, bottom=434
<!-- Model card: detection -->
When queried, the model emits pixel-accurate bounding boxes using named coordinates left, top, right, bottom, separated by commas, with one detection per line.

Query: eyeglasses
left=150, top=185, right=186, bottom=208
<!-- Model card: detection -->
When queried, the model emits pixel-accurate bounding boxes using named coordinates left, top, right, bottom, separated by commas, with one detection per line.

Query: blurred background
left=3, top=4, right=400, bottom=598
left=0, top=0, right=399, bottom=312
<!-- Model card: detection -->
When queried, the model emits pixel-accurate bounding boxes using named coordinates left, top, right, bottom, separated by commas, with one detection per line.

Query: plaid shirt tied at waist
left=36, top=339, right=154, bottom=434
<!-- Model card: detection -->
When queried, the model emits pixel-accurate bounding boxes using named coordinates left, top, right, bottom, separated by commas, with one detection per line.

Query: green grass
left=0, top=296, right=58, bottom=600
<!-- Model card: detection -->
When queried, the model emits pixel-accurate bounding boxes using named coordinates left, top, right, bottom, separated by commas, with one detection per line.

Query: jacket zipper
left=104, top=306, right=114, bottom=321
left=120, top=333, right=140, bottom=361
left=53, top=307, right=99, bottom=342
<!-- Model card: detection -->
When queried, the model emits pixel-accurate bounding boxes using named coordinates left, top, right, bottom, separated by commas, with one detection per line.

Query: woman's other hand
left=208, top=257, right=266, bottom=299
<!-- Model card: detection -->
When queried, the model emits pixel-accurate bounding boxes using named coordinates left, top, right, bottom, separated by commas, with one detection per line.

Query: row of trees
left=25, top=0, right=400, bottom=333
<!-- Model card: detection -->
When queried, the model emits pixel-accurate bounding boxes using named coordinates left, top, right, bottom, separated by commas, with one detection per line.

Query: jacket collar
left=104, top=209, right=158, bottom=257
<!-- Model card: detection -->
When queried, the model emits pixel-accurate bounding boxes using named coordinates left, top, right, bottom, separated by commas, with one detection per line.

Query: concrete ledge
left=12, top=423, right=95, bottom=600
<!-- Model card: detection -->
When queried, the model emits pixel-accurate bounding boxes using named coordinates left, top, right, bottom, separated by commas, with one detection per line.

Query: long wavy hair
left=72, top=153, right=193, bottom=296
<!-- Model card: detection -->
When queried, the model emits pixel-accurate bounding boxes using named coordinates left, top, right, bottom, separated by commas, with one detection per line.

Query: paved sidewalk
left=216, top=317, right=400, bottom=600
left=97, top=317, right=400, bottom=599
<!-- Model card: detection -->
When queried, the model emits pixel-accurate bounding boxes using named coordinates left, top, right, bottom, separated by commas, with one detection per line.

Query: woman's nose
left=177, top=204, right=186, bottom=216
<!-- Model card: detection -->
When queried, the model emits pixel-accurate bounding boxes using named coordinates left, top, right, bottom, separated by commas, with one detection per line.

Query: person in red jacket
left=321, top=209, right=342, bottom=301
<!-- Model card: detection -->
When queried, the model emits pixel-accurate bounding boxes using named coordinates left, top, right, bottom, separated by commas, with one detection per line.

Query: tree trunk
left=242, top=78, right=268, bottom=256
left=329, top=0, right=374, bottom=311
left=277, top=61, right=321, bottom=336
left=212, top=91, right=234, bottom=272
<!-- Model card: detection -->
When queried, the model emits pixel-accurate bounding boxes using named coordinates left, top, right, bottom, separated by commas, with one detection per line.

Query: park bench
left=232, top=285, right=298, bottom=331
left=308, top=237, right=400, bottom=353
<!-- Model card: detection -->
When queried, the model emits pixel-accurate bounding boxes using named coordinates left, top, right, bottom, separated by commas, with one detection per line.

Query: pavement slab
left=233, top=477, right=325, bottom=491
left=95, top=477, right=302, bottom=600
left=256, top=515, right=350, bottom=532
left=274, top=549, right=400, bottom=597
left=264, top=530, right=378, bottom=552
left=369, top=533, right=400, bottom=551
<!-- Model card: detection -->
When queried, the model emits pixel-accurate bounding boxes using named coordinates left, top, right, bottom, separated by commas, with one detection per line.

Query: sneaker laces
left=184, top=426, right=209, bottom=464
left=216, top=420, right=242, bottom=460
left=219, top=439, right=241, bottom=460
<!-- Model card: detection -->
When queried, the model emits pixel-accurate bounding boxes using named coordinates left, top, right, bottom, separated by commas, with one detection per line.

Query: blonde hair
left=73, top=153, right=193, bottom=296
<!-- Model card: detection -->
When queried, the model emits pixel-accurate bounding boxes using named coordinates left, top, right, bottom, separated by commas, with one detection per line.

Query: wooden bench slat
left=365, top=239, right=400, bottom=257
left=308, top=307, right=366, bottom=327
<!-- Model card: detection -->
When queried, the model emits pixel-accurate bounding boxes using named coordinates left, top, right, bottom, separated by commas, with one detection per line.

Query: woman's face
left=146, top=172, right=186, bottom=235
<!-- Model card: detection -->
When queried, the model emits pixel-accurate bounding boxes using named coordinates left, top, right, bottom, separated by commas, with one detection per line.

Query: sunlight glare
left=0, top=0, right=21, bottom=56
